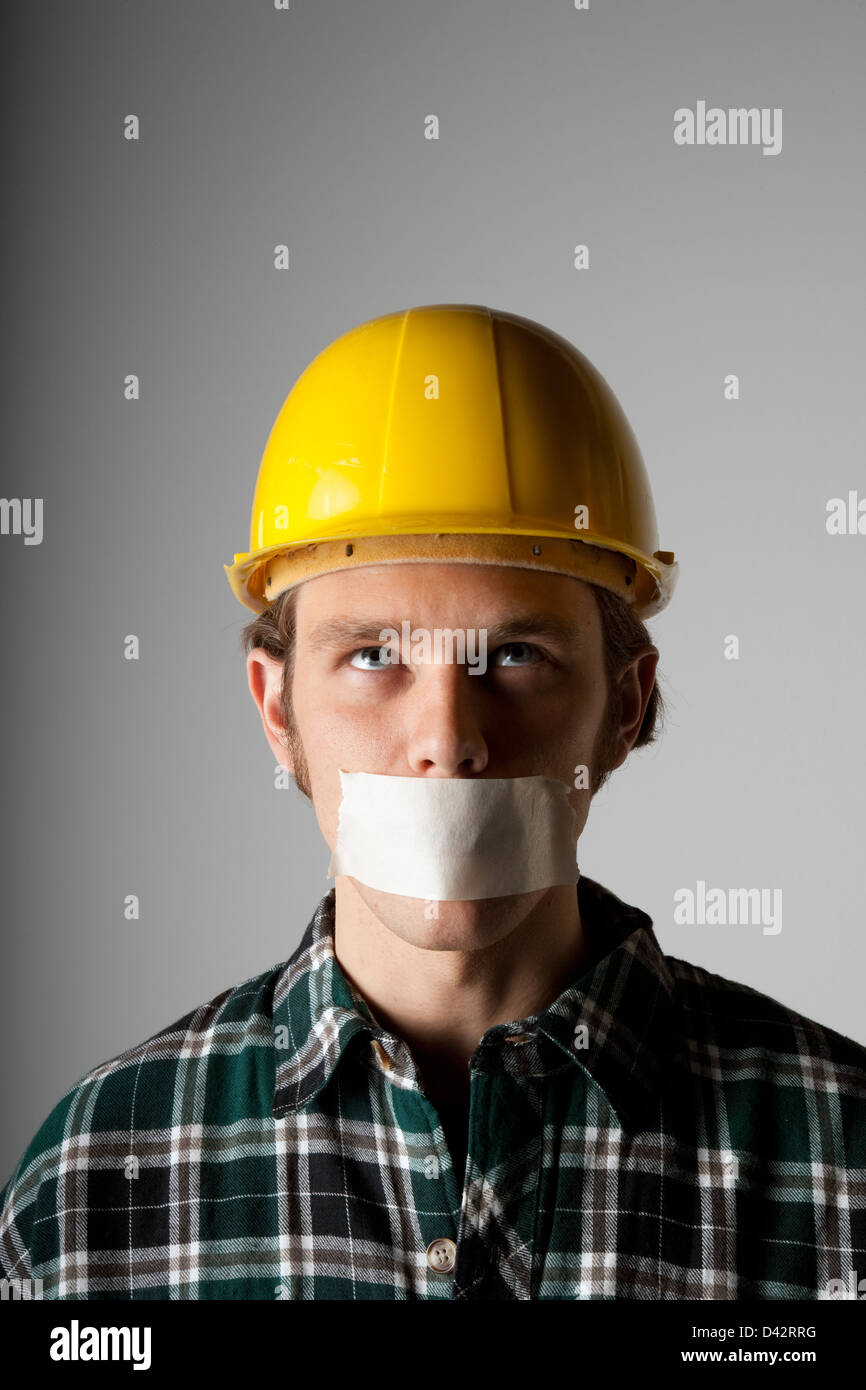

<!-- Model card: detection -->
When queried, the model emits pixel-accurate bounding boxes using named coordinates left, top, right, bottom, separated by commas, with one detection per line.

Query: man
left=1, top=304, right=864, bottom=1300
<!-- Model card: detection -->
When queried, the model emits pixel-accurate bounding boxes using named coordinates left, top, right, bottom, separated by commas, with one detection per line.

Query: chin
left=352, top=880, right=541, bottom=951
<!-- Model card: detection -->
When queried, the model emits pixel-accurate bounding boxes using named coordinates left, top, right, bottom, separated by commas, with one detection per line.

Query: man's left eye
left=493, top=642, right=545, bottom=667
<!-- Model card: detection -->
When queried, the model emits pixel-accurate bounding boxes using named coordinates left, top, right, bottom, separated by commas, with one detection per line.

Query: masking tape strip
left=327, top=770, right=580, bottom=901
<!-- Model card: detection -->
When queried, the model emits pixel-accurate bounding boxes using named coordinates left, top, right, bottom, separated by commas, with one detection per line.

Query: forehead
left=294, top=562, right=598, bottom=619
left=290, top=565, right=605, bottom=664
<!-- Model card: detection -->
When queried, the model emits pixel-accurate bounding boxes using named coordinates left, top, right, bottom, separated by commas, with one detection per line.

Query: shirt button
left=426, top=1237, right=456, bottom=1274
left=370, top=1040, right=393, bottom=1070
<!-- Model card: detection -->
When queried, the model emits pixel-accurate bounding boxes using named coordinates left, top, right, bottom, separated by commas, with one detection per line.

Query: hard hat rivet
left=532, top=544, right=541, bottom=555
left=345, top=544, right=354, bottom=556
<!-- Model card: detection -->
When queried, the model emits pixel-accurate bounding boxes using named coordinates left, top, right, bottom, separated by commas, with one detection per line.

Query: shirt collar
left=272, top=875, right=678, bottom=1133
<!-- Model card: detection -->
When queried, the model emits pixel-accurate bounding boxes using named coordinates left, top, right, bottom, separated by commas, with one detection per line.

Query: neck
left=332, top=877, right=588, bottom=1104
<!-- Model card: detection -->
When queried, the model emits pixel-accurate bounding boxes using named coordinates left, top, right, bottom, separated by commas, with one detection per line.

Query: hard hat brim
left=225, top=529, right=678, bottom=620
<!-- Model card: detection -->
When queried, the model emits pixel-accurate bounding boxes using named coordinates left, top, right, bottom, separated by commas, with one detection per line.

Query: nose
left=404, top=660, right=489, bottom=776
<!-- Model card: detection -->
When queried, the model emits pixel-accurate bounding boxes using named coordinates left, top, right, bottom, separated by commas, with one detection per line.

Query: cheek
left=568, top=667, right=609, bottom=740
left=296, top=689, right=392, bottom=766
left=507, top=671, right=606, bottom=748
left=291, top=676, right=395, bottom=825
left=537, top=679, right=608, bottom=799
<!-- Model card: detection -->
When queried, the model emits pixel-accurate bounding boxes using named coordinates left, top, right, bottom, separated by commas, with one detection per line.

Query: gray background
left=2, top=0, right=864, bottom=1179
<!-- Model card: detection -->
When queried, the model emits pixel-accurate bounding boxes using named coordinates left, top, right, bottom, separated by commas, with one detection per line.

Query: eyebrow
left=304, top=612, right=585, bottom=654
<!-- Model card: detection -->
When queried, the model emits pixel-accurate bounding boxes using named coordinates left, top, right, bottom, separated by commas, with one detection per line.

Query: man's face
left=248, top=563, right=649, bottom=950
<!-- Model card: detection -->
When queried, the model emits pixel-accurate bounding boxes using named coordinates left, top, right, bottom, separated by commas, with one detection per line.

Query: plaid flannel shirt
left=2, top=874, right=865, bottom=1300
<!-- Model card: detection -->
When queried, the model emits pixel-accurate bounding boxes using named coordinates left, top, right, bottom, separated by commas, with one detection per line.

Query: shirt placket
left=449, top=1029, right=545, bottom=1301
left=369, top=1035, right=465, bottom=1299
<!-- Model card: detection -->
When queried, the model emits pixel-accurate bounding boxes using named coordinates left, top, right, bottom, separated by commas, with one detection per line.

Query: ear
left=610, top=645, right=660, bottom=770
left=246, top=647, right=294, bottom=771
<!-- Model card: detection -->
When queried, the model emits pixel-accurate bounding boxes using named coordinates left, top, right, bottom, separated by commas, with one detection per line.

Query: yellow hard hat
left=225, top=304, right=678, bottom=618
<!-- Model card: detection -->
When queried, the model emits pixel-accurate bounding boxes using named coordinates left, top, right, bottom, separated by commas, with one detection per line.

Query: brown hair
left=239, top=577, right=666, bottom=799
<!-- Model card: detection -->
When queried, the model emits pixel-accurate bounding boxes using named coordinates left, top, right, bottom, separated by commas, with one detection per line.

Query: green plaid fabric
left=2, top=874, right=864, bottom=1300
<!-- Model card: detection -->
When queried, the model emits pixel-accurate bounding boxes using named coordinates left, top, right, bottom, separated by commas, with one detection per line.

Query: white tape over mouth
left=327, top=770, right=580, bottom=901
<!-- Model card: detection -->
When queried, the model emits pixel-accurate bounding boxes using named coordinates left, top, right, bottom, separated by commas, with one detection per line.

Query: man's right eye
left=347, top=646, right=397, bottom=670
